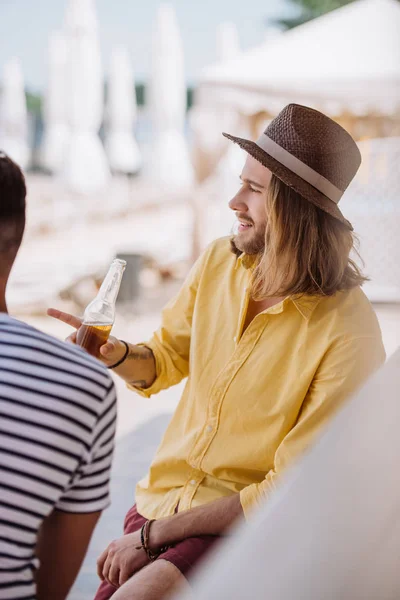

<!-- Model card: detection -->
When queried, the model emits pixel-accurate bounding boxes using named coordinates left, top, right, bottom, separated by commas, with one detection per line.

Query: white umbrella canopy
left=148, top=3, right=194, bottom=189
left=200, top=0, right=400, bottom=117
left=41, top=32, right=70, bottom=174
left=0, top=57, right=30, bottom=169
left=62, top=0, right=110, bottom=194
left=177, top=350, right=400, bottom=600
left=105, top=47, right=141, bottom=174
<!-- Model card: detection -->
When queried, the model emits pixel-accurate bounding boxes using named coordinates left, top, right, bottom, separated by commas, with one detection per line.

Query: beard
left=230, top=223, right=266, bottom=256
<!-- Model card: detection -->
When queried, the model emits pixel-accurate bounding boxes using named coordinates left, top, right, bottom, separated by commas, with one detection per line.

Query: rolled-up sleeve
left=240, top=335, right=386, bottom=520
left=128, top=247, right=210, bottom=398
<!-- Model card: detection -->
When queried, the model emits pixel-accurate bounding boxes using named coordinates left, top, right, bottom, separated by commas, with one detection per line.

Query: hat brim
left=222, top=132, right=353, bottom=231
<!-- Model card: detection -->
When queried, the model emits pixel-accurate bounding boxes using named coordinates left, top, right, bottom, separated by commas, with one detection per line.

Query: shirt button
left=206, top=425, right=213, bottom=433
left=233, top=336, right=237, bottom=343
left=190, top=479, right=197, bottom=486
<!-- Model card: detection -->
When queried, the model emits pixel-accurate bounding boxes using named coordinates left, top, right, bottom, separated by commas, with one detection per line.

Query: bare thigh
left=110, top=559, right=192, bottom=600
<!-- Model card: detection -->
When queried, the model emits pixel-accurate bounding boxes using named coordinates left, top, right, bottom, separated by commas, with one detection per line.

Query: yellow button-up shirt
left=132, top=237, right=385, bottom=520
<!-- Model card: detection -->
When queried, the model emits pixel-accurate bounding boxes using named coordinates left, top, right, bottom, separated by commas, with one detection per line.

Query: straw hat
left=223, top=103, right=361, bottom=230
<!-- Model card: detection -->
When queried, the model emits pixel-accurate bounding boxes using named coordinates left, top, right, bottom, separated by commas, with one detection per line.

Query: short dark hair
left=0, top=152, right=26, bottom=260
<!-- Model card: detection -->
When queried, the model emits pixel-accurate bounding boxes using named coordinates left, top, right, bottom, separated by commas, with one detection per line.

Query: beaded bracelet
left=135, top=519, right=170, bottom=561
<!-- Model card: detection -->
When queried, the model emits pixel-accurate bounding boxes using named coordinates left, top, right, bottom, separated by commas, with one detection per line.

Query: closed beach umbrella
left=62, top=0, right=110, bottom=194
left=0, top=57, right=30, bottom=170
left=148, top=3, right=194, bottom=189
left=41, top=31, right=69, bottom=174
left=105, top=47, right=141, bottom=175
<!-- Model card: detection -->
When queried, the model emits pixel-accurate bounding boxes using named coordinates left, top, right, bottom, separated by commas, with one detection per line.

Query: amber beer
left=76, top=323, right=113, bottom=358
left=76, top=259, right=126, bottom=358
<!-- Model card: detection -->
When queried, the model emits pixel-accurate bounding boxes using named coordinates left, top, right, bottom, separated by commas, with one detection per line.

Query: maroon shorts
left=94, top=504, right=221, bottom=599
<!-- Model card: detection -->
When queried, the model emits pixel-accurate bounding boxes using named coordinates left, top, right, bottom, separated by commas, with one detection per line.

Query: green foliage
left=187, top=86, right=194, bottom=110
left=135, top=83, right=145, bottom=106
left=276, top=0, right=356, bottom=29
left=275, top=15, right=314, bottom=29
left=289, top=0, right=355, bottom=13
left=25, top=91, right=42, bottom=116
left=135, top=82, right=193, bottom=110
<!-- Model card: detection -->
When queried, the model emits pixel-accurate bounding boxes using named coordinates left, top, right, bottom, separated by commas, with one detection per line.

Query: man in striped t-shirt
left=0, top=153, right=117, bottom=600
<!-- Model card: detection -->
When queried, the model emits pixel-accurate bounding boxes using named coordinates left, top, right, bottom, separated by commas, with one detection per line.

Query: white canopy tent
left=215, top=22, right=240, bottom=63
left=346, top=136, right=400, bottom=302
left=198, top=0, right=400, bottom=119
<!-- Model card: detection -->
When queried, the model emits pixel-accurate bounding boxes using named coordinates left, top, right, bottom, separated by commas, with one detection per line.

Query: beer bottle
left=76, top=258, right=126, bottom=358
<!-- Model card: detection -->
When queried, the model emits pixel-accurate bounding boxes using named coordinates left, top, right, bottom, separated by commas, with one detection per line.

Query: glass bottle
left=76, top=258, right=126, bottom=358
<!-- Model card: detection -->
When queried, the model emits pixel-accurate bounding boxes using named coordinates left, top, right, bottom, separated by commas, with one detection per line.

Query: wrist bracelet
left=135, top=519, right=171, bottom=561
left=107, top=340, right=129, bottom=370
left=136, top=522, right=146, bottom=552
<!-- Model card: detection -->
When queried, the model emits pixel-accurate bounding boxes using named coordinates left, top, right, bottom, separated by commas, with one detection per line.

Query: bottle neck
left=97, top=259, right=125, bottom=306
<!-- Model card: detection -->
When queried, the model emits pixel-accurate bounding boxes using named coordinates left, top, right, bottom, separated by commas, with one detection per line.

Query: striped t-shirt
left=0, top=313, right=117, bottom=599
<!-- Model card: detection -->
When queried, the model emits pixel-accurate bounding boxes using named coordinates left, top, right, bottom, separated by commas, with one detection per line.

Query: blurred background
left=1, top=1, right=400, bottom=598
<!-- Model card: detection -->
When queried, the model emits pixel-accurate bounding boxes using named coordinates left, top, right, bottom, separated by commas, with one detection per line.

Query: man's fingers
left=119, top=565, right=133, bottom=587
left=97, top=549, right=108, bottom=581
left=47, top=308, right=82, bottom=330
left=99, top=338, right=127, bottom=365
left=100, top=341, right=115, bottom=357
left=66, top=331, right=77, bottom=345
left=103, top=554, right=114, bottom=586
left=108, top=563, right=121, bottom=588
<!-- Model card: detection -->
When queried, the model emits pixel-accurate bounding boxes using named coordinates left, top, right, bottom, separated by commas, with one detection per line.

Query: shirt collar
left=234, top=253, right=256, bottom=271
left=291, top=295, right=322, bottom=320
left=235, top=254, right=321, bottom=320
left=259, top=296, right=321, bottom=320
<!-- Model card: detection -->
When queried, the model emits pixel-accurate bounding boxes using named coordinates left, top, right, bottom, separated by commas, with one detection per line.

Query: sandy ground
left=15, top=298, right=400, bottom=599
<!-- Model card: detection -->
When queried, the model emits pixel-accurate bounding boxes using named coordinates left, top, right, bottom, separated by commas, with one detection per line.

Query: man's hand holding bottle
left=47, top=258, right=156, bottom=388
left=46, top=308, right=127, bottom=368
left=47, top=307, right=156, bottom=389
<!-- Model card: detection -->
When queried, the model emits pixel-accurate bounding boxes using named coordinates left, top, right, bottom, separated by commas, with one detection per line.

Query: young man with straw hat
left=50, top=103, right=385, bottom=600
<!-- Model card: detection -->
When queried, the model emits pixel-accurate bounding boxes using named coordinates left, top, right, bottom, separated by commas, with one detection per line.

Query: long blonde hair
left=250, top=175, right=367, bottom=300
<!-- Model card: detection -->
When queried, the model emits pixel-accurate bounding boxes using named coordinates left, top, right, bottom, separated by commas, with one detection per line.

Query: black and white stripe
left=0, top=314, right=117, bottom=599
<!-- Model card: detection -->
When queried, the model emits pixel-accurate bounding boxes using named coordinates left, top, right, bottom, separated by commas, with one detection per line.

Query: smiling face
left=228, top=154, right=272, bottom=255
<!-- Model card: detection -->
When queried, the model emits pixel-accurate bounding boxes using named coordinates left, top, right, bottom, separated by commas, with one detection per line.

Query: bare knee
left=111, top=559, right=191, bottom=600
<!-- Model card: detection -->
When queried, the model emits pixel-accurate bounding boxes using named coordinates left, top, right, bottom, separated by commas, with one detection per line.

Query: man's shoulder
left=0, top=313, right=112, bottom=390
left=205, top=235, right=234, bottom=254
left=200, top=236, right=236, bottom=267
left=316, top=287, right=383, bottom=341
